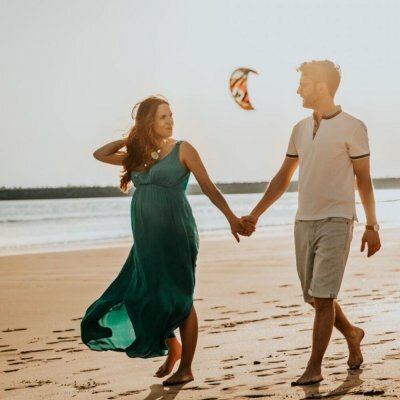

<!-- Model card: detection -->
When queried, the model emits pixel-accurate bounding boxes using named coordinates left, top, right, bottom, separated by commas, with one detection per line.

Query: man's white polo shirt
left=286, top=107, right=370, bottom=221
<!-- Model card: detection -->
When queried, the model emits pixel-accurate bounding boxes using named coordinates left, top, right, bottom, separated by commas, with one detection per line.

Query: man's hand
left=361, top=230, right=381, bottom=257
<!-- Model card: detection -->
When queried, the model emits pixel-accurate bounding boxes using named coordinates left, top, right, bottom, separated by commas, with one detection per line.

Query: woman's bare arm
left=180, top=141, right=252, bottom=242
left=93, top=139, right=126, bottom=166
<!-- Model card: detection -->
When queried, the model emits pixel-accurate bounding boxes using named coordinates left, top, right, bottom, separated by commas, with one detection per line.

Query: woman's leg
left=163, top=307, right=198, bottom=385
left=154, top=336, right=182, bottom=378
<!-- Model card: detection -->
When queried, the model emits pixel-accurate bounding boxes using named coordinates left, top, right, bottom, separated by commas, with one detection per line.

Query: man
left=242, top=60, right=381, bottom=385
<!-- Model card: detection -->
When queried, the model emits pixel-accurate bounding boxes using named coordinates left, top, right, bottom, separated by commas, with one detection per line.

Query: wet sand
left=1, top=226, right=399, bottom=399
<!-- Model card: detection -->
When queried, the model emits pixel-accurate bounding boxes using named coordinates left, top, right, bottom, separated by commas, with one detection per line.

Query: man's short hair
left=297, top=60, right=341, bottom=97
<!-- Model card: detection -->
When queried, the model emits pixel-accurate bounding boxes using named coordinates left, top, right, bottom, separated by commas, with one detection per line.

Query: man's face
left=297, top=74, right=318, bottom=109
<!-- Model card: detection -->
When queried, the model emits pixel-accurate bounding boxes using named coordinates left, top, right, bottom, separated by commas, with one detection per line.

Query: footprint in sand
left=238, top=310, right=259, bottom=315
left=272, top=314, right=290, bottom=319
left=273, top=369, right=287, bottom=374
left=79, top=368, right=101, bottom=373
left=7, top=361, right=25, bottom=366
left=52, top=328, right=76, bottom=333
left=279, top=322, right=303, bottom=327
left=0, top=348, right=17, bottom=353
left=251, top=385, right=271, bottom=391
left=92, top=389, right=113, bottom=394
left=46, top=338, right=78, bottom=344
left=256, top=372, right=274, bottom=377
left=221, top=384, right=246, bottom=394
left=2, top=328, right=28, bottom=333
left=276, top=304, right=301, bottom=309
left=222, top=356, right=241, bottom=363
left=4, top=379, right=52, bottom=390
left=20, top=348, right=54, bottom=355
left=114, top=389, right=145, bottom=396
left=239, top=291, right=256, bottom=295
left=204, top=374, right=235, bottom=383
left=73, top=378, right=108, bottom=390
left=55, top=347, right=75, bottom=352
left=204, top=317, right=230, bottom=322
left=209, top=329, right=237, bottom=334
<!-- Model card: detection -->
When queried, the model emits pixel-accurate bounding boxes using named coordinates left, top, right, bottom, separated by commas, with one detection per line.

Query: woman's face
left=152, top=103, right=174, bottom=139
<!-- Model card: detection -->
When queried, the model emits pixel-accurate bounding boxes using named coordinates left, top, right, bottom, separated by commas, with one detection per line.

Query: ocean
left=1, top=189, right=399, bottom=256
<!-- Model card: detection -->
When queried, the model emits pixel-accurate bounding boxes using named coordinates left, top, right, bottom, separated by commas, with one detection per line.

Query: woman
left=80, top=95, right=250, bottom=386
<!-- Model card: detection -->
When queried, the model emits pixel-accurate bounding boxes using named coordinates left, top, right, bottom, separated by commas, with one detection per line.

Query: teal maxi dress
left=80, top=141, right=199, bottom=358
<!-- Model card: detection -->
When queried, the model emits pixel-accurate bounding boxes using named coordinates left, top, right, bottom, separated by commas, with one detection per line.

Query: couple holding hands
left=80, top=59, right=381, bottom=387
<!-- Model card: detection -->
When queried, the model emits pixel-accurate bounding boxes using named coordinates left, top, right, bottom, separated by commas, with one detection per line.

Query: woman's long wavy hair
left=120, top=95, right=169, bottom=192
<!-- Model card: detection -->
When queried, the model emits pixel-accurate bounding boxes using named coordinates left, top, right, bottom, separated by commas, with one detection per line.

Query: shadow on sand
left=141, top=382, right=190, bottom=400
left=300, top=369, right=364, bottom=399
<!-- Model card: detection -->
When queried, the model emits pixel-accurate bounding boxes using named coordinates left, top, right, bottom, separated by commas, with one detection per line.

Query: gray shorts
left=294, top=217, right=354, bottom=303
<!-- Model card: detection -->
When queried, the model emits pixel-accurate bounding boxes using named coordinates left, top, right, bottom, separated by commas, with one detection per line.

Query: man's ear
left=317, top=82, right=329, bottom=94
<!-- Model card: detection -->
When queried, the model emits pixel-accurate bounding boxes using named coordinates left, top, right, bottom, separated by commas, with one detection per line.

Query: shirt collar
left=313, top=105, right=342, bottom=121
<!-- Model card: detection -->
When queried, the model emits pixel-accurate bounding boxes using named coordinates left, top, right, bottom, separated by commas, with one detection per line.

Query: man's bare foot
left=291, top=366, right=323, bottom=386
left=154, top=342, right=182, bottom=378
left=347, top=327, right=365, bottom=369
left=162, top=369, right=194, bottom=386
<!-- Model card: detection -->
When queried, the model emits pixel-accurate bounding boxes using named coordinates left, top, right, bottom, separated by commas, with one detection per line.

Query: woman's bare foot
left=154, top=340, right=182, bottom=378
left=162, top=369, right=194, bottom=386
left=347, top=327, right=365, bottom=369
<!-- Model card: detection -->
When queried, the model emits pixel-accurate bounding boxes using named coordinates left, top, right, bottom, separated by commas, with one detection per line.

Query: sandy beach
left=1, top=226, right=399, bottom=399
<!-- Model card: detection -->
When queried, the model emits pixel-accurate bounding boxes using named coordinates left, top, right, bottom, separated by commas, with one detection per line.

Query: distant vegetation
left=1, top=178, right=399, bottom=200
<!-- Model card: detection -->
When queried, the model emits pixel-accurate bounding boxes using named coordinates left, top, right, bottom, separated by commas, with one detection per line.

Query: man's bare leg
left=163, top=307, right=198, bottom=386
left=332, top=300, right=364, bottom=369
left=308, top=300, right=365, bottom=369
left=154, top=336, right=182, bottom=378
left=292, top=297, right=335, bottom=386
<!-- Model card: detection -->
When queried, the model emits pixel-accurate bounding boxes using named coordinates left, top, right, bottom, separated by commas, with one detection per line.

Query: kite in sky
left=229, top=68, right=258, bottom=110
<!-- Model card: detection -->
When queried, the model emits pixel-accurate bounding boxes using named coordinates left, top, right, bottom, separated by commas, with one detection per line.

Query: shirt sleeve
left=349, top=122, right=370, bottom=159
left=286, top=127, right=298, bottom=158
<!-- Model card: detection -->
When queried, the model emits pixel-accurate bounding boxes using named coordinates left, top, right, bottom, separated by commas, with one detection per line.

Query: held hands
left=229, top=215, right=257, bottom=243
left=240, top=214, right=258, bottom=236
left=361, top=230, right=381, bottom=257
left=240, top=215, right=258, bottom=237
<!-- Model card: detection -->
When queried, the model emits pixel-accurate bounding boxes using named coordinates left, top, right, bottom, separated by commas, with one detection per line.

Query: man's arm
left=244, top=157, right=299, bottom=226
left=352, top=157, right=381, bottom=257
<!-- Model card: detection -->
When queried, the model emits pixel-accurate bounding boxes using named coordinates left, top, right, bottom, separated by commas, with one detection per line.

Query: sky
left=1, top=0, right=400, bottom=188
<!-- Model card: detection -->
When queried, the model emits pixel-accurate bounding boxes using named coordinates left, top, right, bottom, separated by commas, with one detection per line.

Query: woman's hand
left=229, top=216, right=243, bottom=243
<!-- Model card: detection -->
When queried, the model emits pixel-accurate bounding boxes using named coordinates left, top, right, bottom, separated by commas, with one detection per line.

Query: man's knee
left=313, top=297, right=334, bottom=310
